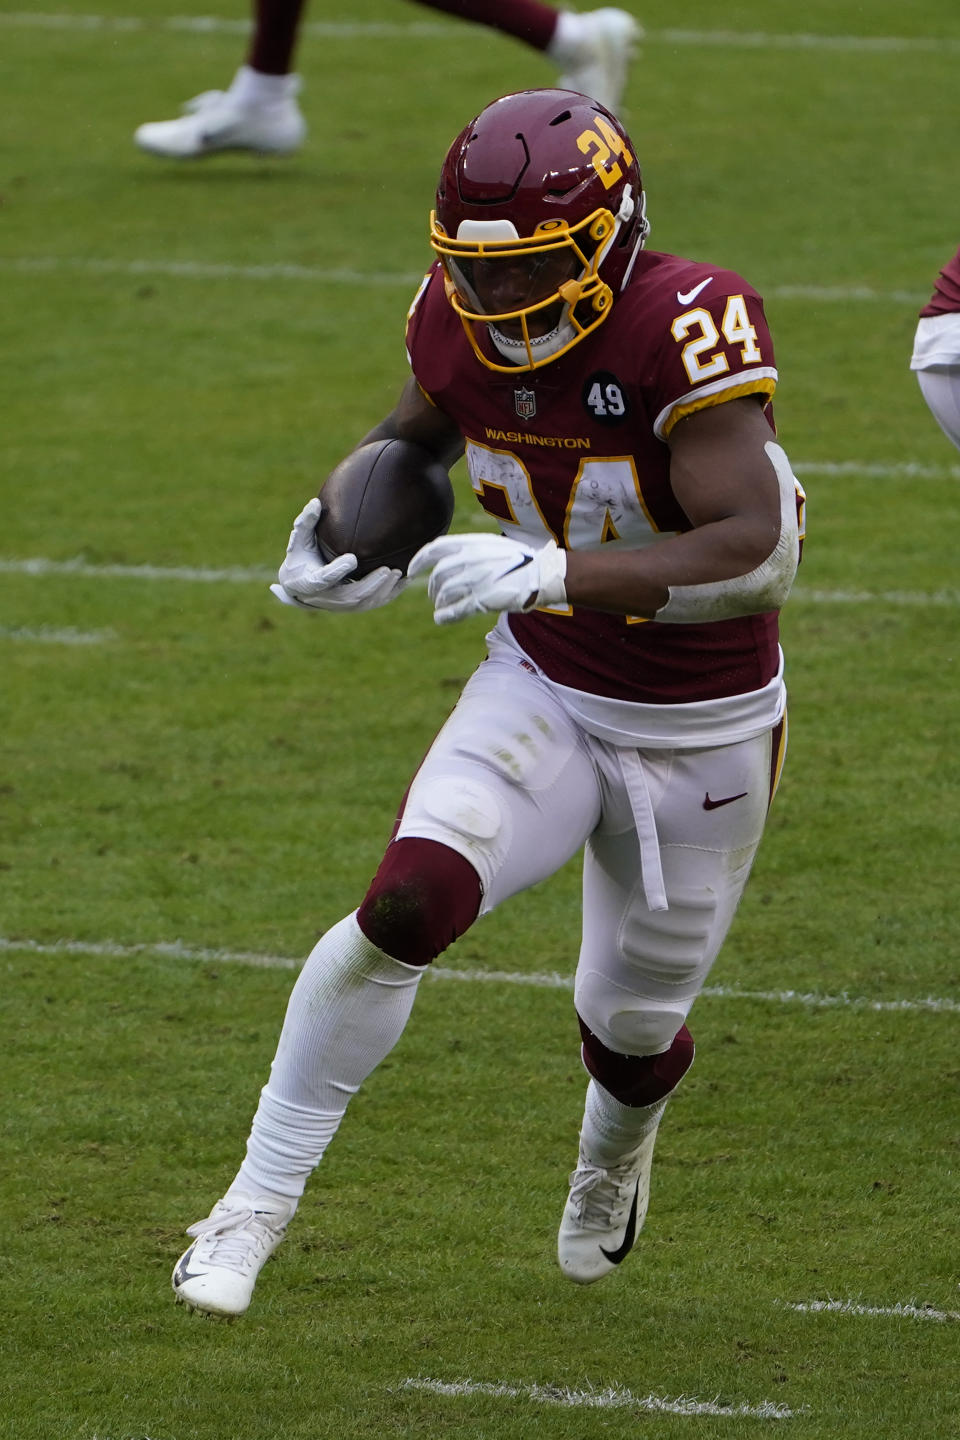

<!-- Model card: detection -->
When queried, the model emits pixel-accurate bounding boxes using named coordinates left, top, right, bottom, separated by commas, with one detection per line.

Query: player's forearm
left=563, top=512, right=785, bottom=620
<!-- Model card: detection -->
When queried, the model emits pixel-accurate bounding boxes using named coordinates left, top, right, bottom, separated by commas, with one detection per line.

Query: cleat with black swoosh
left=549, top=8, right=642, bottom=116
left=172, top=1192, right=294, bottom=1317
left=557, top=1122, right=660, bottom=1284
left=135, top=78, right=306, bottom=160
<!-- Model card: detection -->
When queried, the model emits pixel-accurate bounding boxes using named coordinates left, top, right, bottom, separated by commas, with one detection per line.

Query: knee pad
left=396, top=772, right=510, bottom=902
left=357, top=837, right=482, bottom=966
left=578, top=1016, right=695, bottom=1107
left=575, top=966, right=693, bottom=1057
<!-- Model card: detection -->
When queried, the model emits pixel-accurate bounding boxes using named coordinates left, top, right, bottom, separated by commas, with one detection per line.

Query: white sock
left=547, top=13, right=592, bottom=66
left=228, top=65, right=300, bottom=108
left=579, top=1078, right=666, bottom=1168
left=228, top=912, right=423, bottom=1204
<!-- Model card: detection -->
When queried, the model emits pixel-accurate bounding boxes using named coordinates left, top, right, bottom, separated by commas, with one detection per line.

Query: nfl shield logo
left=514, top=387, right=536, bottom=420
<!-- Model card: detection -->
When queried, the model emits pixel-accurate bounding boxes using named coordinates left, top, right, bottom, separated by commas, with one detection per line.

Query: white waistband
left=488, top=619, right=785, bottom=749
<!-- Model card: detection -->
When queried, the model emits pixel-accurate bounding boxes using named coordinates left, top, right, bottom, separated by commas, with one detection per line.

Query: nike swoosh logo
left=599, top=1180, right=640, bottom=1266
left=677, top=276, right=714, bottom=305
left=502, top=554, right=534, bottom=576
left=703, top=791, right=748, bottom=810
left=173, top=1245, right=205, bottom=1287
left=199, top=126, right=240, bottom=148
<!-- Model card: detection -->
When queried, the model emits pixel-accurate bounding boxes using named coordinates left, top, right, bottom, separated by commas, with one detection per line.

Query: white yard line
left=2, top=12, right=959, bottom=55
left=0, top=936, right=300, bottom=970
left=652, top=27, right=959, bottom=55
left=783, top=1299, right=960, bottom=1323
left=0, top=556, right=274, bottom=583
left=1, top=556, right=957, bottom=607
left=795, top=588, right=960, bottom=606
left=2, top=937, right=957, bottom=1014
left=434, top=968, right=960, bottom=1015
left=0, top=625, right=114, bottom=645
left=398, top=1376, right=802, bottom=1420
left=0, top=256, right=932, bottom=307
left=0, top=14, right=454, bottom=36
left=793, top=461, right=960, bottom=480
left=0, top=257, right=418, bottom=288
left=765, top=283, right=928, bottom=304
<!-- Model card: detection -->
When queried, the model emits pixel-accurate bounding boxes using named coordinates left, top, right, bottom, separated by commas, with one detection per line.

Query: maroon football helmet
left=430, top=88, right=648, bottom=372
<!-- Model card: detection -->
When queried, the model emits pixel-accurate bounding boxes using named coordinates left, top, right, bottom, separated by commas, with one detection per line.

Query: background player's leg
left=413, top=0, right=642, bottom=113
left=246, top=0, right=308, bottom=73
left=413, top=0, right=558, bottom=48
left=134, top=0, right=307, bottom=158
left=136, top=0, right=639, bottom=158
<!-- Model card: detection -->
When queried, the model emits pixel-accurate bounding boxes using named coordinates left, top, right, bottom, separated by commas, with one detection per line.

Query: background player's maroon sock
left=247, top=0, right=310, bottom=74
left=247, top=0, right=560, bottom=78
left=410, top=0, right=559, bottom=51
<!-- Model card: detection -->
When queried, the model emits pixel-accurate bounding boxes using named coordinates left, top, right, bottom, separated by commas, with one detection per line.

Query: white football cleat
left=557, top=1120, right=659, bottom=1284
left=135, top=80, right=306, bottom=159
left=172, top=1192, right=294, bottom=1317
left=550, top=7, right=642, bottom=115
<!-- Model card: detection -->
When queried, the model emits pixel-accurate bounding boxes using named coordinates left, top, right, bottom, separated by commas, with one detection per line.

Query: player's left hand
left=409, top=532, right=567, bottom=625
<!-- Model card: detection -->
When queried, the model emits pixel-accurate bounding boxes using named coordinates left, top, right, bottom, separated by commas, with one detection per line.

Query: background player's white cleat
left=549, top=8, right=642, bottom=115
left=135, top=77, right=306, bottom=159
left=172, top=1192, right=294, bottom=1317
left=557, top=1120, right=659, bottom=1284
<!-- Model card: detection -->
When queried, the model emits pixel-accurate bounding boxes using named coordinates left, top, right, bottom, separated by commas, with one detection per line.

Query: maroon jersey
left=406, top=251, right=782, bottom=705
left=920, top=245, right=960, bottom=317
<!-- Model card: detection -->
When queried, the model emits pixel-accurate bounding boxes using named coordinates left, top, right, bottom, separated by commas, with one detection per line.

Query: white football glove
left=270, top=498, right=408, bottom=614
left=408, top=532, right=567, bottom=626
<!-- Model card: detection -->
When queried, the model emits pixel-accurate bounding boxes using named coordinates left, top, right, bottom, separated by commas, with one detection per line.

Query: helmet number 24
left=576, top=117, right=634, bottom=191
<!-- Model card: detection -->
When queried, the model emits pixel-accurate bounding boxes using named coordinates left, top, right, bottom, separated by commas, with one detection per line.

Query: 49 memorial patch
left=582, top=371, right=630, bottom=424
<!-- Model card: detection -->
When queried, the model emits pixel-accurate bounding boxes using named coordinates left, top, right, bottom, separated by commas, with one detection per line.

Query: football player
left=134, top=0, right=640, bottom=158
left=911, top=245, right=960, bottom=454
left=172, top=88, right=804, bottom=1317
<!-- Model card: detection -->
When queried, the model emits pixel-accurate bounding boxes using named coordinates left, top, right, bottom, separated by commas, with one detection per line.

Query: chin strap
left=487, top=320, right=577, bottom=365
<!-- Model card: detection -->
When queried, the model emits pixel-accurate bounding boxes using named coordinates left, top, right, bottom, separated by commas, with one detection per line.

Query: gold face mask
left=430, top=208, right=621, bottom=372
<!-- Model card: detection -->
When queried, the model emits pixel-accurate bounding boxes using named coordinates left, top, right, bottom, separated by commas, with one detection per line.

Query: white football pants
left=396, top=648, right=785, bottom=1057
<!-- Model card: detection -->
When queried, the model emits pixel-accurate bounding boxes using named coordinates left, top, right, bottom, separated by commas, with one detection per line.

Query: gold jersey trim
left=660, top=378, right=777, bottom=439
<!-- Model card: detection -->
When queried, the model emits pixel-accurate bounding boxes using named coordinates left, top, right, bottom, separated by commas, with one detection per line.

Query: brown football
left=314, top=439, right=455, bottom=577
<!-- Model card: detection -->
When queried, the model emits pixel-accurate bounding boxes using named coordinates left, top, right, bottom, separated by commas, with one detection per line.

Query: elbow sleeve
left=654, top=441, right=801, bottom=624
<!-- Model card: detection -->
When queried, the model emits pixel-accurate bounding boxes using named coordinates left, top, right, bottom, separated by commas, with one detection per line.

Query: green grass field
left=2, top=2, right=960, bottom=1437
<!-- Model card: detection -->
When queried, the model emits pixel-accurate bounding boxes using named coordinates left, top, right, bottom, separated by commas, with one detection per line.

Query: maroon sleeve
left=404, top=264, right=456, bottom=397
left=648, top=289, right=777, bottom=439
